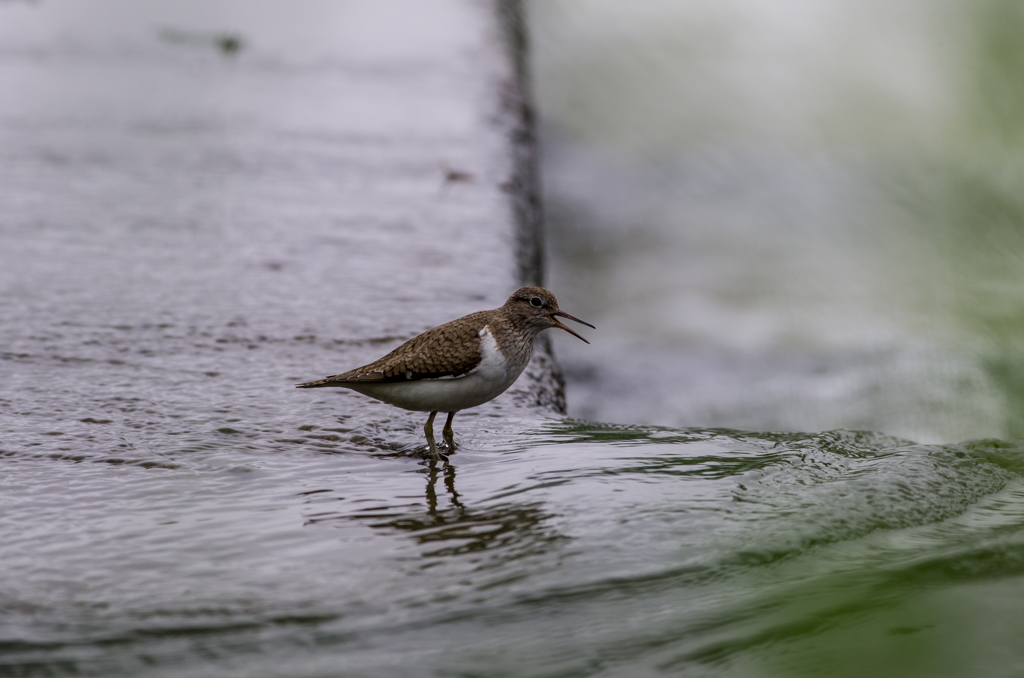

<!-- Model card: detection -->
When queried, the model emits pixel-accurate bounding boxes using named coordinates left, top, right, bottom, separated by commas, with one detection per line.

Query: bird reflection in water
left=391, top=471, right=563, bottom=559
left=304, top=460, right=565, bottom=560
left=424, top=459, right=464, bottom=518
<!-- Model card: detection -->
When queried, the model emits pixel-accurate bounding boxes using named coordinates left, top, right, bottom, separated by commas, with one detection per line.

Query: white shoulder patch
left=471, top=326, right=507, bottom=370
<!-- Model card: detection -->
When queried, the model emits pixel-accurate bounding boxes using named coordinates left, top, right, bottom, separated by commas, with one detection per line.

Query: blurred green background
left=530, top=0, right=1024, bottom=442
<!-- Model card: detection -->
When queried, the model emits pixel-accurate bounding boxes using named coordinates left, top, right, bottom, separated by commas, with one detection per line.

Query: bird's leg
left=442, top=412, right=456, bottom=451
left=424, top=411, right=440, bottom=459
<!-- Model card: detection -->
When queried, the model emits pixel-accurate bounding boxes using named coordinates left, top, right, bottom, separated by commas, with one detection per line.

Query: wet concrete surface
left=0, top=0, right=563, bottom=443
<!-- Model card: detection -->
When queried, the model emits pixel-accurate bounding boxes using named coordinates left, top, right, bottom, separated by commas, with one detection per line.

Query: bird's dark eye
left=530, top=297, right=543, bottom=308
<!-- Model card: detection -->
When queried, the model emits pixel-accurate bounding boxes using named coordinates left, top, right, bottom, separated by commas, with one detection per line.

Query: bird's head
left=504, top=286, right=594, bottom=343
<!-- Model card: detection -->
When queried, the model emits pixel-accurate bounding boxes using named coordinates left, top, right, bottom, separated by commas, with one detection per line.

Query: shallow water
left=5, top=417, right=1024, bottom=676
left=6, top=1, right=1024, bottom=677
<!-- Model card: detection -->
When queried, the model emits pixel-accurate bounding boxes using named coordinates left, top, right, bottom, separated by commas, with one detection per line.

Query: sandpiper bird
left=297, top=286, right=593, bottom=458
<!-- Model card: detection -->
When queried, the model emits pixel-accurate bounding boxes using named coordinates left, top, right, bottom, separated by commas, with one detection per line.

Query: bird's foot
left=425, top=440, right=446, bottom=462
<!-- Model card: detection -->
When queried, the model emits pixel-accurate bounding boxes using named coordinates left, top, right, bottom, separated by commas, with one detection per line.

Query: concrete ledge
left=0, top=0, right=567, bottom=440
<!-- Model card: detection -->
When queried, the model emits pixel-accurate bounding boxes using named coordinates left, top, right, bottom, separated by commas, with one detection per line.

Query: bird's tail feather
left=295, top=378, right=341, bottom=388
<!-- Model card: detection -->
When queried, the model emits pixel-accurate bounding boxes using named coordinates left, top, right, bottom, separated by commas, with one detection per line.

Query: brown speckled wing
left=298, top=310, right=492, bottom=387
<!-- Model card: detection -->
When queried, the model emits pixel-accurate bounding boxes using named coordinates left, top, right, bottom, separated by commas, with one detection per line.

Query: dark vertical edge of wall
left=495, top=0, right=568, bottom=415
left=496, top=0, right=544, bottom=289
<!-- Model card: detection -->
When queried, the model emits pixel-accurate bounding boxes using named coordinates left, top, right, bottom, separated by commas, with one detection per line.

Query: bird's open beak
left=550, top=310, right=595, bottom=344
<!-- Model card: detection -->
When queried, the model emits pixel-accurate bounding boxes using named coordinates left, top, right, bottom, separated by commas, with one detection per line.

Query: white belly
left=344, top=328, right=530, bottom=412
